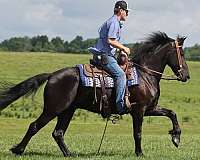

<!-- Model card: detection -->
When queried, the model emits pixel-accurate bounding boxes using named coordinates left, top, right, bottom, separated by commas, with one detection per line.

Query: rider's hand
left=122, top=47, right=131, bottom=55
left=120, top=51, right=128, bottom=58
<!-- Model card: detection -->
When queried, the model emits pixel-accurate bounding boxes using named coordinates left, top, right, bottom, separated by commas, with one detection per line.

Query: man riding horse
left=0, top=1, right=190, bottom=157
left=89, top=1, right=132, bottom=115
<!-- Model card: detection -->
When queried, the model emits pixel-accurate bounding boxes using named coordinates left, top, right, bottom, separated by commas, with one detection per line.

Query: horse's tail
left=0, top=73, right=51, bottom=111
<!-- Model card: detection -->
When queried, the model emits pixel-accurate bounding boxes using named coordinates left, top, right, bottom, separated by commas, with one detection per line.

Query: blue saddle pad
left=76, top=64, right=139, bottom=88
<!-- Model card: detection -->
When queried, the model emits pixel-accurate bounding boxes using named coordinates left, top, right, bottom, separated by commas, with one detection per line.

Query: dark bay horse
left=0, top=32, right=190, bottom=157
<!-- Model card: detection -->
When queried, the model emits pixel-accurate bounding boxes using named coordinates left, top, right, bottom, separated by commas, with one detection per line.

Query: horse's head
left=167, top=36, right=190, bottom=82
left=132, top=32, right=190, bottom=82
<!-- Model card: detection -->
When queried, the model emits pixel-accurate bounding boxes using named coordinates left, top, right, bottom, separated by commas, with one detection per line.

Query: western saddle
left=83, top=54, right=132, bottom=117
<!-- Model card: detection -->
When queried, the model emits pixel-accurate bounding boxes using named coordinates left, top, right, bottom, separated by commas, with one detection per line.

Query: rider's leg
left=101, top=55, right=126, bottom=114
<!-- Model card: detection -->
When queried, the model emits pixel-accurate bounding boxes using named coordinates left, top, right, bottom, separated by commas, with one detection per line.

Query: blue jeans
left=101, top=55, right=126, bottom=114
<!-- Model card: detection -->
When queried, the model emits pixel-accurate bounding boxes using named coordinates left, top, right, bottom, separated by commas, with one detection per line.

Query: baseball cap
left=114, top=1, right=131, bottom=11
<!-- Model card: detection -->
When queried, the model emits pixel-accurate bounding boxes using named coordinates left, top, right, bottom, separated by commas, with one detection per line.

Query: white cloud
left=0, top=0, right=199, bottom=46
left=25, top=4, right=62, bottom=23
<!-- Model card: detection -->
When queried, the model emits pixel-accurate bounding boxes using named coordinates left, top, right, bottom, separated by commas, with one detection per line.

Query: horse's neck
left=146, top=49, right=167, bottom=72
left=138, top=53, right=167, bottom=83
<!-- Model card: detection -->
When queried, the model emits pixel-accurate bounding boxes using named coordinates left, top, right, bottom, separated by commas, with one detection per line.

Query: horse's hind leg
left=144, top=105, right=181, bottom=147
left=52, top=107, right=75, bottom=157
left=10, top=112, right=56, bottom=155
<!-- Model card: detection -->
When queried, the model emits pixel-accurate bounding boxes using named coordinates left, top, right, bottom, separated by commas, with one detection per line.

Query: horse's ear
left=177, top=36, right=187, bottom=45
left=181, top=36, right=187, bottom=45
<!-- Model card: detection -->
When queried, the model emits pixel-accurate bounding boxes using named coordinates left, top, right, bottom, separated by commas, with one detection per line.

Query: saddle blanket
left=77, top=64, right=139, bottom=88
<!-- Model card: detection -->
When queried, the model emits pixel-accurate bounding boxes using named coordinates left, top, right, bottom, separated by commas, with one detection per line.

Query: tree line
left=184, top=44, right=200, bottom=61
left=0, top=35, right=98, bottom=54
left=0, top=35, right=199, bottom=60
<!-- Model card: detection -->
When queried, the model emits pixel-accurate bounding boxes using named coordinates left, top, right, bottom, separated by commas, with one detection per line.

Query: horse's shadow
left=0, top=151, right=60, bottom=158
left=72, top=151, right=123, bottom=157
left=1, top=150, right=132, bottom=158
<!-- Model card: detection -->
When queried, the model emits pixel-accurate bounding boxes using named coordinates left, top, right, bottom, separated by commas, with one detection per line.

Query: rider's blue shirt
left=89, top=15, right=122, bottom=56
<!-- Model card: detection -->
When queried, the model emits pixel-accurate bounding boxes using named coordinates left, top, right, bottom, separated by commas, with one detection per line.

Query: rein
left=131, top=40, right=183, bottom=81
left=96, top=115, right=120, bottom=155
left=131, top=62, right=179, bottom=81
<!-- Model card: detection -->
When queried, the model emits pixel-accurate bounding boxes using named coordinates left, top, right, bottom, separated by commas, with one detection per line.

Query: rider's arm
left=108, top=38, right=130, bottom=55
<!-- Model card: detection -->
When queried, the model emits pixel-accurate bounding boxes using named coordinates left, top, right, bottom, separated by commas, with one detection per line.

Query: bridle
left=173, top=40, right=184, bottom=77
left=131, top=40, right=184, bottom=81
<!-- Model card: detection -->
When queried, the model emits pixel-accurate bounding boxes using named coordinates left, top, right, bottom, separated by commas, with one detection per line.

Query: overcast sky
left=0, top=0, right=199, bottom=46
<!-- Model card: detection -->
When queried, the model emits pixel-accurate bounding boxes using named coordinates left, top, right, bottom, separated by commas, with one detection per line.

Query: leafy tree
left=68, top=36, right=83, bottom=53
left=64, top=41, right=69, bottom=52
left=31, top=35, right=50, bottom=52
left=0, top=37, right=32, bottom=52
left=51, top=37, right=64, bottom=52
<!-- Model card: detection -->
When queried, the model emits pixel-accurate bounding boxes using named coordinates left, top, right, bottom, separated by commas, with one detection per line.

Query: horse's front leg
left=144, top=105, right=181, bottom=148
left=130, top=107, right=144, bottom=157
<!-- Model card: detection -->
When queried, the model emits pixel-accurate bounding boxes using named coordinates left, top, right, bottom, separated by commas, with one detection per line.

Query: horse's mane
left=132, top=32, right=174, bottom=63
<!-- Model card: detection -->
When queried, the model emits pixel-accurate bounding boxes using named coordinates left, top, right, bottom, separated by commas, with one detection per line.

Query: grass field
left=0, top=118, right=200, bottom=160
left=0, top=52, right=200, bottom=159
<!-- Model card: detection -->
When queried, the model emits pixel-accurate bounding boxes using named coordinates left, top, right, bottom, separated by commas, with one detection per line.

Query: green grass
left=0, top=52, right=200, bottom=159
left=0, top=118, right=199, bottom=160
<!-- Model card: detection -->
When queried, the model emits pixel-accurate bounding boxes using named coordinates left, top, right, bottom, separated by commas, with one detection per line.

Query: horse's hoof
left=136, top=152, right=144, bottom=157
left=169, top=129, right=181, bottom=148
left=10, top=145, right=24, bottom=155
left=64, top=152, right=73, bottom=157
left=172, top=136, right=180, bottom=148
left=63, top=149, right=73, bottom=157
